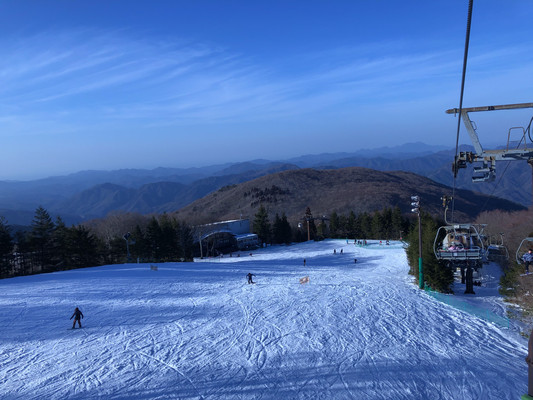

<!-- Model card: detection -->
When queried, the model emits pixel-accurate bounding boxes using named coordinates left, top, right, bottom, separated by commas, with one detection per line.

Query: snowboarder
left=70, top=307, right=84, bottom=329
left=523, top=249, right=533, bottom=274
left=246, top=273, right=256, bottom=284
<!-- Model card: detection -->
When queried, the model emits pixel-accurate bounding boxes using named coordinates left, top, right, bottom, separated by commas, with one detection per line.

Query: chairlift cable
left=451, top=0, right=474, bottom=223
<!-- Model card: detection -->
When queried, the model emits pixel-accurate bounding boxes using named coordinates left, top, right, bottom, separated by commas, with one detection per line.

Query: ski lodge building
left=194, top=218, right=259, bottom=257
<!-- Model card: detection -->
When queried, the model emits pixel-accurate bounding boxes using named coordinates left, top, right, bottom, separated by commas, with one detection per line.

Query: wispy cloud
left=1, top=28, right=532, bottom=138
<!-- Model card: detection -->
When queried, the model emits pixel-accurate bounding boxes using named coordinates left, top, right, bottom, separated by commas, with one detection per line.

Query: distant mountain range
left=0, top=142, right=529, bottom=226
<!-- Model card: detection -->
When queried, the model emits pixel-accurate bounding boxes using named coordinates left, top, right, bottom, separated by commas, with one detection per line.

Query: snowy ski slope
left=0, top=240, right=528, bottom=399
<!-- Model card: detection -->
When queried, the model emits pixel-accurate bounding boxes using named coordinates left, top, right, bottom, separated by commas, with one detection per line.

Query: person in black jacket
left=70, top=307, right=84, bottom=329
left=246, top=273, right=256, bottom=284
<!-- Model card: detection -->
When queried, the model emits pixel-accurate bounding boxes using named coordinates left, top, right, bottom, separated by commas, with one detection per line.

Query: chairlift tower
left=448, top=102, right=533, bottom=187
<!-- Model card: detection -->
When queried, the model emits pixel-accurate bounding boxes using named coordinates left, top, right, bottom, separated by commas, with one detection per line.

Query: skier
left=70, top=307, right=84, bottom=329
left=523, top=249, right=533, bottom=274
left=246, top=273, right=256, bottom=284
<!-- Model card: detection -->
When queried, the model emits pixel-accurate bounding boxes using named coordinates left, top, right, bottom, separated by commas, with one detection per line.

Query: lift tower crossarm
left=446, top=103, right=533, bottom=155
left=447, top=102, right=533, bottom=182
left=446, top=102, right=533, bottom=114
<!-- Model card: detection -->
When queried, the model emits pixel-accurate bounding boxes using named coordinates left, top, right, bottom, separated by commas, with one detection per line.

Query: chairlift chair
left=486, top=233, right=509, bottom=262
left=434, top=223, right=487, bottom=268
left=515, top=237, right=533, bottom=264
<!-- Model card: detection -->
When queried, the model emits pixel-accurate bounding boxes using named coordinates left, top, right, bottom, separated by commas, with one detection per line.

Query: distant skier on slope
left=70, top=307, right=84, bottom=329
left=246, top=273, right=256, bottom=284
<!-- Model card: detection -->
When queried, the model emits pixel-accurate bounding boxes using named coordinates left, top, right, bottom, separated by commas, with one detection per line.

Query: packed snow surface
left=0, top=240, right=528, bottom=399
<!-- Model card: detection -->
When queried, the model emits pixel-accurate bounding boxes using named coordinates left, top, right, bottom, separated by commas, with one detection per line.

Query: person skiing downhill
left=70, top=307, right=84, bottom=329
left=246, top=273, right=256, bottom=284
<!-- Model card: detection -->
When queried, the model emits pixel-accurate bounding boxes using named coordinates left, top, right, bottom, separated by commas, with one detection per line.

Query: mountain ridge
left=0, top=143, right=529, bottom=225
left=173, top=167, right=525, bottom=225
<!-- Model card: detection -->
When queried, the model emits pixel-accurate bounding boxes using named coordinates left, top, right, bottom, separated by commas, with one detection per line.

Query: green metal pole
left=418, top=213, right=424, bottom=289
left=419, top=257, right=424, bottom=289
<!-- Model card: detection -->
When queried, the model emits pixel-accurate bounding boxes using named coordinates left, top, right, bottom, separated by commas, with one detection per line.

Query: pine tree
left=279, top=213, right=292, bottom=244
left=272, top=214, right=283, bottom=244
left=371, top=211, right=384, bottom=239
left=52, top=216, right=69, bottom=270
left=29, top=206, right=56, bottom=272
left=347, top=211, right=357, bottom=238
left=146, top=217, right=163, bottom=261
left=158, top=214, right=177, bottom=261
left=106, top=236, right=126, bottom=264
left=131, top=225, right=148, bottom=262
left=0, top=216, right=13, bottom=278
left=329, top=212, right=339, bottom=237
left=381, top=208, right=393, bottom=239
left=176, top=220, right=194, bottom=261
left=337, top=214, right=348, bottom=238
left=359, top=212, right=372, bottom=239
left=391, top=207, right=404, bottom=239
left=271, top=213, right=292, bottom=244
left=67, top=225, right=101, bottom=268
left=0, top=216, right=12, bottom=257
left=253, top=205, right=271, bottom=246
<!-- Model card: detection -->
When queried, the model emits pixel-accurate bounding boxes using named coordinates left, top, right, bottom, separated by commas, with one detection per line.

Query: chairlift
left=433, top=196, right=487, bottom=268
left=434, top=223, right=487, bottom=268
left=515, top=237, right=533, bottom=264
left=486, top=233, right=509, bottom=262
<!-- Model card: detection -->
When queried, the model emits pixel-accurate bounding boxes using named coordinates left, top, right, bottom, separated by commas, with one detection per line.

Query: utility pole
left=305, top=207, right=313, bottom=241
left=123, top=232, right=131, bottom=263
left=411, top=196, right=424, bottom=289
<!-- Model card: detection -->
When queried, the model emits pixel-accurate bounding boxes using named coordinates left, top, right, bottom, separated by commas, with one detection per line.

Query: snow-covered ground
left=0, top=240, right=528, bottom=399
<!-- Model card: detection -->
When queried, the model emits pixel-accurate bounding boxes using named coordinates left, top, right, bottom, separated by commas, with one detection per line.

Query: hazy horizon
left=3, top=141, right=453, bottom=181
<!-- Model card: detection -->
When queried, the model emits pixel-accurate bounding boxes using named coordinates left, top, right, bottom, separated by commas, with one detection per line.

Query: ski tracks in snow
left=0, top=240, right=528, bottom=399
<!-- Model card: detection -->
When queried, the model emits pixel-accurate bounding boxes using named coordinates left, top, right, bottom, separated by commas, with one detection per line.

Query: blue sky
left=1, top=1, right=532, bottom=179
